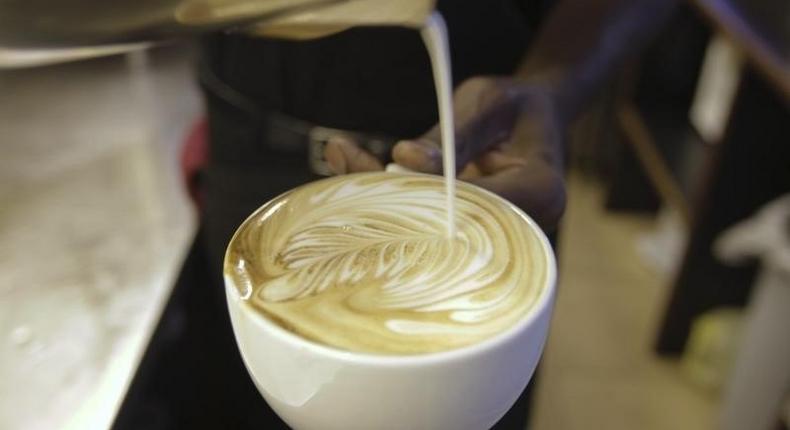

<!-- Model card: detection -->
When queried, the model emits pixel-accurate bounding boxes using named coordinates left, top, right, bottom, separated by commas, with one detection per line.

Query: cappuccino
left=225, top=173, right=549, bottom=355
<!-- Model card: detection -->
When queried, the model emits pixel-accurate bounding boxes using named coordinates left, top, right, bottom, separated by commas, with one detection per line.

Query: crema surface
left=225, top=173, right=548, bottom=354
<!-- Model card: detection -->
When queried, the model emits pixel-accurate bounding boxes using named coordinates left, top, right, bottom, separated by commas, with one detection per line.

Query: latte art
left=225, top=173, right=548, bottom=354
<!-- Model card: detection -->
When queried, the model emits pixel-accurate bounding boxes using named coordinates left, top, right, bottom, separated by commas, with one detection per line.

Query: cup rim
left=224, top=172, right=557, bottom=367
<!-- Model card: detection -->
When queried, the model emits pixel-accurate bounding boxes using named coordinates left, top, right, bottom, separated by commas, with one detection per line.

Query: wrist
left=502, top=79, right=567, bottom=171
left=513, top=68, right=575, bottom=129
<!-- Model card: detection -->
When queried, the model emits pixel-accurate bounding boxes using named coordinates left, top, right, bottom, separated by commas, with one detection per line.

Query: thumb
left=324, top=136, right=383, bottom=174
left=391, top=137, right=443, bottom=174
left=392, top=94, right=518, bottom=174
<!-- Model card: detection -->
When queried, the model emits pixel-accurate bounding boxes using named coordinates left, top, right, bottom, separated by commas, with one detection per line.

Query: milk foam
left=225, top=173, right=548, bottom=354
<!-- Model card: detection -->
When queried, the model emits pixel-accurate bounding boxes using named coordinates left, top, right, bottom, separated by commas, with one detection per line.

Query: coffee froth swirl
left=225, top=173, right=549, bottom=354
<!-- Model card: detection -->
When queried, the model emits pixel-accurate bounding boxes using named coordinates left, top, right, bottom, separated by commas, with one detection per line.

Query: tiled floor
left=532, top=173, right=718, bottom=430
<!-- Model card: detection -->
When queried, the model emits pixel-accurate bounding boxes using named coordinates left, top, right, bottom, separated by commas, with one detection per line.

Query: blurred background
left=0, top=1, right=788, bottom=429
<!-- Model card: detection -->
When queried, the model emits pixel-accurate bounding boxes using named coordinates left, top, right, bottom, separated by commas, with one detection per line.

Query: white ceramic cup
left=224, top=178, right=557, bottom=430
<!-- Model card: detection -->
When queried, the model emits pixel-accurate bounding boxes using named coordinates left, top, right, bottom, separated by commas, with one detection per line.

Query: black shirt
left=201, top=0, right=549, bottom=138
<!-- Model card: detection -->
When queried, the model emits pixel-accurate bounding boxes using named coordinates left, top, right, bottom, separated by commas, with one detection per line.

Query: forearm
left=518, top=0, right=678, bottom=125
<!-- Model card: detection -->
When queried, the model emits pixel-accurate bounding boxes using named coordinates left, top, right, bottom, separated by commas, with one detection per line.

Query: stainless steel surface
left=0, top=44, right=151, bottom=69
left=0, top=0, right=435, bottom=68
left=0, top=0, right=434, bottom=48
left=0, top=48, right=199, bottom=429
left=0, top=0, right=334, bottom=47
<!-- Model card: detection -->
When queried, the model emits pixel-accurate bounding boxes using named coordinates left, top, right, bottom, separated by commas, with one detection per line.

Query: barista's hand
left=325, top=76, right=566, bottom=231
